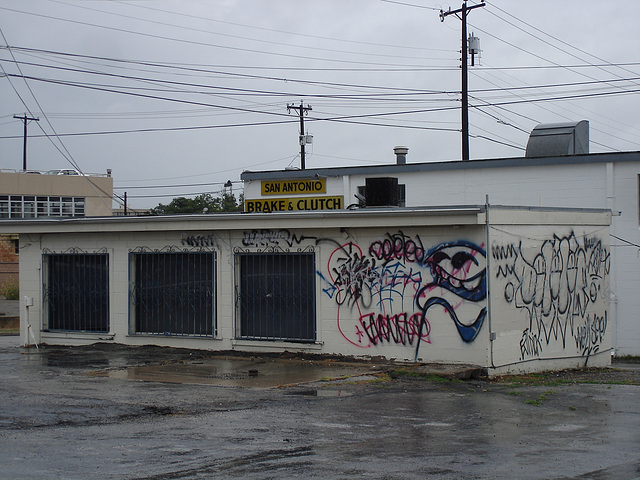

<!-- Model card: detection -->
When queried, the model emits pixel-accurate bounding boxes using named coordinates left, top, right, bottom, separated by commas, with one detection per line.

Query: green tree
left=149, top=192, right=243, bottom=215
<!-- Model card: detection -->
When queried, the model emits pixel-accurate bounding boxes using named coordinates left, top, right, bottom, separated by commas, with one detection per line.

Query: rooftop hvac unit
left=525, top=120, right=589, bottom=157
left=365, top=177, right=399, bottom=207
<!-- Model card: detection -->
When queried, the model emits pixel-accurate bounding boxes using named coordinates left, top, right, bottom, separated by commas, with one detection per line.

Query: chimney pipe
left=394, top=146, right=408, bottom=165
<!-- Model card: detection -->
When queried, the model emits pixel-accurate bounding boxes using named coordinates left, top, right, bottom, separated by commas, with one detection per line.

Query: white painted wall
left=15, top=207, right=611, bottom=374
left=488, top=223, right=611, bottom=373
left=609, top=162, right=640, bottom=356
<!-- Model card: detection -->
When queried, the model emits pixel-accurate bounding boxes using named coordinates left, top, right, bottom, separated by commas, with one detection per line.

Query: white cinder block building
left=1, top=205, right=611, bottom=375
left=242, top=149, right=639, bottom=357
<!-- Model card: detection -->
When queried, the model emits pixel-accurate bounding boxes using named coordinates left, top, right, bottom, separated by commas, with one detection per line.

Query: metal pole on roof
left=440, top=1, right=485, bottom=161
left=13, top=114, right=39, bottom=171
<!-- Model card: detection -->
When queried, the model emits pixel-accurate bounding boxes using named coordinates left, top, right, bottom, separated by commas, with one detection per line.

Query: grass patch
left=498, top=373, right=565, bottom=387
left=614, top=355, right=640, bottom=364
left=524, top=390, right=554, bottom=407
left=388, top=369, right=463, bottom=383
left=369, top=374, right=392, bottom=383
left=494, top=368, right=640, bottom=387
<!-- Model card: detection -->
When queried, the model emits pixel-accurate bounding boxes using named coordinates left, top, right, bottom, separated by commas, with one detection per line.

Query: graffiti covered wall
left=17, top=206, right=610, bottom=373
left=314, top=229, right=490, bottom=364
left=489, top=227, right=611, bottom=369
left=234, top=226, right=490, bottom=364
left=205, top=220, right=610, bottom=369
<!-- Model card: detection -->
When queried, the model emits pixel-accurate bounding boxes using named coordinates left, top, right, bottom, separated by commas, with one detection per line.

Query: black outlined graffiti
left=181, top=233, right=216, bottom=247
left=326, top=242, right=379, bottom=309
left=242, top=229, right=313, bottom=248
left=575, top=312, right=608, bottom=357
left=369, top=230, right=426, bottom=265
left=492, top=232, right=610, bottom=359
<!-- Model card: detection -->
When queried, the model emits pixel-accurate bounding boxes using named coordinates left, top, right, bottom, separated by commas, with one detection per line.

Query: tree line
left=149, top=192, right=244, bottom=215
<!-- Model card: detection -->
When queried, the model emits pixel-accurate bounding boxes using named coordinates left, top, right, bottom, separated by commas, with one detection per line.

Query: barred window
left=43, top=253, right=109, bottom=332
left=130, top=252, right=216, bottom=336
left=236, top=253, right=316, bottom=342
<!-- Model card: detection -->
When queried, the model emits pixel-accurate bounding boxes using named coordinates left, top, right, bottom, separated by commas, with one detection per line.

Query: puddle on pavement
left=101, top=357, right=373, bottom=388
left=284, top=389, right=352, bottom=397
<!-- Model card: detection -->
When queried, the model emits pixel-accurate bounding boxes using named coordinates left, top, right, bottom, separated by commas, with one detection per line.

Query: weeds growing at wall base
left=524, top=391, right=555, bottom=407
left=387, top=369, right=463, bottom=383
left=0, top=279, right=19, bottom=301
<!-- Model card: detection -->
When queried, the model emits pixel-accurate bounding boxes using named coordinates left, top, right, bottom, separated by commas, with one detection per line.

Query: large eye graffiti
left=415, top=243, right=487, bottom=356
left=425, top=246, right=486, bottom=301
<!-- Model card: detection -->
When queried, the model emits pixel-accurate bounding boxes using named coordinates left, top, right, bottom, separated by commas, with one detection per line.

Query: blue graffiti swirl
left=414, top=242, right=487, bottom=361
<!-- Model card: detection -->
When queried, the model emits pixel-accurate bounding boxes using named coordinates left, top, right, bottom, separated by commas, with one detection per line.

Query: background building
left=241, top=149, right=640, bottom=356
left=0, top=169, right=113, bottom=287
left=0, top=169, right=113, bottom=219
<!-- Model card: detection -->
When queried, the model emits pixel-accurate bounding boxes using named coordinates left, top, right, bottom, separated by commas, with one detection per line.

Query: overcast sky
left=1, top=0, right=639, bottom=209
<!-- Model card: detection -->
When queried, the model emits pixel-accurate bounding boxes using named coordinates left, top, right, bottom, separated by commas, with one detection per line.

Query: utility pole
left=440, top=1, right=485, bottom=161
left=13, top=114, right=40, bottom=170
left=287, top=102, right=312, bottom=169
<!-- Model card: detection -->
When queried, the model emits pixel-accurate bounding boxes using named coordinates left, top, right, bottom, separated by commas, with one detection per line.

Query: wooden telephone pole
left=13, top=114, right=40, bottom=170
left=440, top=1, right=485, bottom=161
left=287, top=102, right=312, bottom=169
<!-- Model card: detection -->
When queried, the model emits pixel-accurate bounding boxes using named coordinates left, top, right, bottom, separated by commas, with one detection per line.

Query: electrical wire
left=0, top=31, right=120, bottom=209
left=6, top=51, right=640, bottom=101
left=2, top=1, right=638, bottom=178
left=116, top=180, right=234, bottom=190
left=1, top=46, right=457, bottom=94
left=49, top=0, right=448, bottom=63
left=611, top=234, right=640, bottom=250
left=113, top=0, right=452, bottom=52
left=2, top=70, right=638, bottom=142
left=0, top=6, right=446, bottom=68
left=488, top=2, right=640, bottom=82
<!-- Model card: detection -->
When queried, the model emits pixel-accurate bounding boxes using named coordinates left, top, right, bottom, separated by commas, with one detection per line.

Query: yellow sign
left=245, top=196, right=343, bottom=213
left=261, top=179, right=326, bottom=195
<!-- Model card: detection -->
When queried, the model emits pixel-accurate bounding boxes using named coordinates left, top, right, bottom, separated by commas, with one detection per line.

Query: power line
left=110, top=0, right=452, bottom=53
left=5, top=52, right=639, bottom=101
left=0, top=46, right=455, bottom=94
left=471, top=64, right=640, bottom=148
left=1, top=73, right=638, bottom=141
left=7, top=45, right=639, bottom=73
left=0, top=32, right=119, bottom=209
left=1, top=56, right=454, bottom=98
left=0, top=6, right=443, bottom=68
left=488, top=2, right=640, bottom=81
left=115, top=180, right=238, bottom=190
left=49, top=0, right=446, bottom=63
left=379, top=0, right=440, bottom=10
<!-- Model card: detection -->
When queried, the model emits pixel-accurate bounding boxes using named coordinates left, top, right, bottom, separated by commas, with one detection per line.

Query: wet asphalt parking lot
left=0, top=335, right=639, bottom=480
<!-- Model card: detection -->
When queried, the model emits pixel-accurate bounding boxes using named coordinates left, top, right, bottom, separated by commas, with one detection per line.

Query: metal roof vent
left=525, top=120, right=589, bottom=157
left=394, top=146, right=408, bottom=165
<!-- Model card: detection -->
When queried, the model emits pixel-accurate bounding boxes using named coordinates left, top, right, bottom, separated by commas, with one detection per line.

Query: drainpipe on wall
left=343, top=175, right=351, bottom=208
left=24, top=296, right=38, bottom=349
left=485, top=195, right=496, bottom=369
left=605, top=162, right=618, bottom=357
